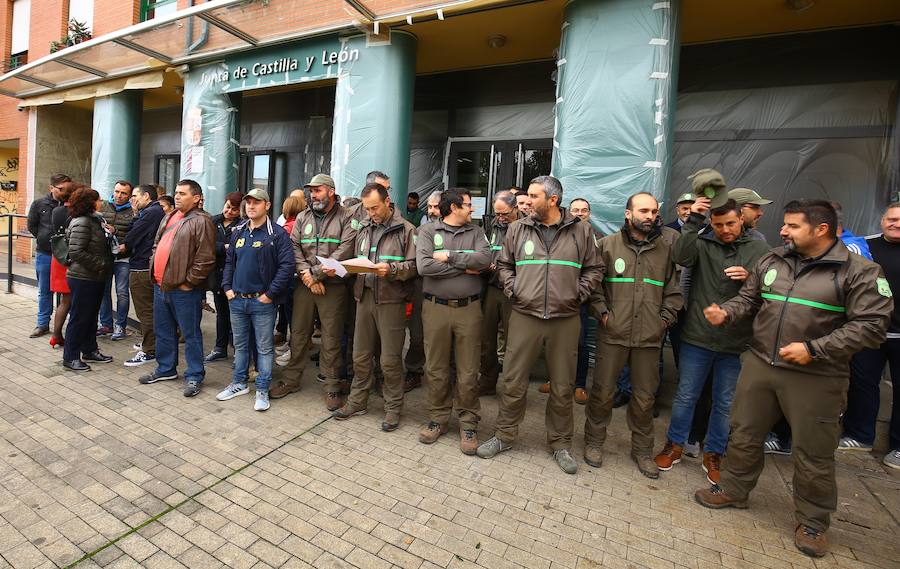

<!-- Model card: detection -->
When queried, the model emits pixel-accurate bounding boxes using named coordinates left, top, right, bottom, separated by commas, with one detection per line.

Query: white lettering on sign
left=208, top=45, right=363, bottom=91
left=322, top=48, right=359, bottom=66
left=251, top=58, right=300, bottom=77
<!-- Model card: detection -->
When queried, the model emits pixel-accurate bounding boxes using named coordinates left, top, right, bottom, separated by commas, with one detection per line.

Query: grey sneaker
left=883, top=449, right=900, bottom=470
left=837, top=436, right=872, bottom=452
left=254, top=391, right=270, bottom=412
left=139, top=371, right=177, bottom=384
left=684, top=440, right=701, bottom=458
left=111, top=325, right=127, bottom=341
left=183, top=381, right=201, bottom=397
left=216, top=383, right=249, bottom=401
left=476, top=436, right=512, bottom=459
left=553, top=449, right=578, bottom=475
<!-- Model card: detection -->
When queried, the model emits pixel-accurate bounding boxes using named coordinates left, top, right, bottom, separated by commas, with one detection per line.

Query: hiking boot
left=254, top=391, right=270, bottom=412
left=612, top=389, right=630, bottom=408
left=883, top=449, right=900, bottom=470
left=694, top=485, right=748, bottom=509
left=216, top=383, right=249, bottom=401
left=684, top=440, right=701, bottom=458
left=338, top=378, right=352, bottom=395
left=837, top=436, right=872, bottom=452
left=183, top=381, right=201, bottom=397
left=538, top=381, right=550, bottom=394
left=111, top=325, right=127, bottom=341
left=460, top=429, right=478, bottom=455
left=702, top=452, right=722, bottom=485
left=124, top=351, right=155, bottom=367
left=325, top=391, right=342, bottom=411
left=382, top=412, right=400, bottom=432
left=63, top=360, right=91, bottom=372
left=30, top=326, right=50, bottom=338
left=631, top=452, right=659, bottom=479
left=574, top=388, right=588, bottom=405
left=332, top=405, right=367, bottom=420
left=655, top=441, right=683, bottom=471
left=404, top=372, right=422, bottom=392
left=553, top=449, right=578, bottom=475
left=584, top=446, right=603, bottom=468
left=139, top=371, right=177, bottom=384
left=794, top=524, right=828, bottom=558
left=83, top=351, right=113, bottom=363
left=418, top=421, right=447, bottom=444
left=476, top=436, right=511, bottom=459
left=269, top=380, right=301, bottom=399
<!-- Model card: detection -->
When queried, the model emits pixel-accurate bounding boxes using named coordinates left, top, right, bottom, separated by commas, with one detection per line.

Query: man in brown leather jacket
left=696, top=199, right=892, bottom=558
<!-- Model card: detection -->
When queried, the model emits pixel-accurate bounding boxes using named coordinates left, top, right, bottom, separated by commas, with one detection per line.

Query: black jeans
left=844, top=340, right=900, bottom=449
left=211, top=288, right=231, bottom=355
left=64, top=277, right=104, bottom=362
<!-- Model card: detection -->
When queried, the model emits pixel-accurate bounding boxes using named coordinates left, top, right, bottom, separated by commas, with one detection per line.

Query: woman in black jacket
left=205, top=192, right=243, bottom=362
left=63, top=187, right=114, bottom=372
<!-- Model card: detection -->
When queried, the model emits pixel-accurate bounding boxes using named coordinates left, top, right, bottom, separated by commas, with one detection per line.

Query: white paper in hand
left=316, top=256, right=348, bottom=278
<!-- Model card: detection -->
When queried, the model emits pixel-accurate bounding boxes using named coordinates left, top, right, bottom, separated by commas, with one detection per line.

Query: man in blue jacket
left=217, top=189, right=295, bottom=411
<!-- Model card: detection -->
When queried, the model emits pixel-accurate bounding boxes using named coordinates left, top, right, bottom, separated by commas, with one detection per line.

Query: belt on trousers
left=238, top=292, right=264, bottom=298
left=424, top=293, right=480, bottom=308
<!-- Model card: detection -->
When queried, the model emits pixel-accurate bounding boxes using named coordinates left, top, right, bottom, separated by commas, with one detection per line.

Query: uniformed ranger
left=583, top=192, right=682, bottom=478
left=333, top=183, right=417, bottom=431
left=476, top=175, right=603, bottom=474
left=416, top=188, right=492, bottom=455
left=271, top=174, right=356, bottom=410
left=478, top=190, right=520, bottom=396
left=696, top=199, right=892, bottom=558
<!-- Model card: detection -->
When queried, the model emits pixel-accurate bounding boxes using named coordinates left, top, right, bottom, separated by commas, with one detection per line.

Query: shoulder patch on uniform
left=763, top=268, right=777, bottom=287
left=877, top=277, right=893, bottom=298
left=351, top=219, right=360, bottom=230
left=434, top=233, right=443, bottom=248
left=614, top=258, right=625, bottom=274
left=524, top=240, right=535, bottom=256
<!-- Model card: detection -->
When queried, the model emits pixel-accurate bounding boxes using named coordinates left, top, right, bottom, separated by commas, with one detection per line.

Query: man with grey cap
left=728, top=187, right=773, bottom=242
left=272, top=174, right=357, bottom=410
left=666, top=192, right=696, bottom=232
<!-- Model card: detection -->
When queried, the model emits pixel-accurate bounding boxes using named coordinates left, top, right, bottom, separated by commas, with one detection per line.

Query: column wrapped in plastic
left=92, top=90, right=142, bottom=198
left=552, top=0, right=680, bottom=235
left=331, top=32, right=416, bottom=204
left=180, top=63, right=239, bottom=214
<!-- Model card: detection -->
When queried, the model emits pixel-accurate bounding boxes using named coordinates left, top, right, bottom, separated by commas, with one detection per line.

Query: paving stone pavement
left=0, top=292, right=898, bottom=569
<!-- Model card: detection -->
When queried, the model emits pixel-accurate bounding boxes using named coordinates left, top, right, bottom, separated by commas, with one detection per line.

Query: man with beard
left=476, top=176, right=603, bottom=474
left=272, top=174, right=356, bottom=410
left=582, top=192, right=682, bottom=478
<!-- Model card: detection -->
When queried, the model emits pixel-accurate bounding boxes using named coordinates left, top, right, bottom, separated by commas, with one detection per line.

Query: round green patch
left=304, top=223, right=313, bottom=236
left=614, top=258, right=625, bottom=274
left=434, top=233, right=443, bottom=248
left=351, top=219, right=360, bottom=230
left=763, top=268, right=777, bottom=287
left=524, top=240, right=535, bottom=256
left=703, top=187, right=716, bottom=199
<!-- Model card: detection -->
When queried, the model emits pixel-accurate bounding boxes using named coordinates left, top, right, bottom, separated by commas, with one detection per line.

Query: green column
left=552, top=0, right=680, bottom=235
left=91, top=90, right=142, bottom=198
left=180, top=63, right=240, bottom=213
left=331, top=31, right=416, bottom=205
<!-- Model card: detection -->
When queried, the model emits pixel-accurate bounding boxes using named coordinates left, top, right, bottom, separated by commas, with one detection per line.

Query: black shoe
left=30, top=326, right=50, bottom=338
left=82, top=351, right=113, bottom=363
left=612, top=390, right=631, bottom=408
left=204, top=350, right=227, bottom=363
left=139, top=371, right=178, bottom=384
left=63, top=360, right=91, bottom=372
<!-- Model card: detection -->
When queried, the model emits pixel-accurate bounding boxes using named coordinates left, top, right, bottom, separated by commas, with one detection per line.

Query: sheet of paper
left=341, top=257, right=379, bottom=274
left=315, top=256, right=347, bottom=278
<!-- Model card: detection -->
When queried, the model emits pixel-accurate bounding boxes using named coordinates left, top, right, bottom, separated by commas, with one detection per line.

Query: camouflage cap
left=304, top=174, right=335, bottom=188
left=687, top=168, right=728, bottom=208
left=728, top=188, right=773, bottom=206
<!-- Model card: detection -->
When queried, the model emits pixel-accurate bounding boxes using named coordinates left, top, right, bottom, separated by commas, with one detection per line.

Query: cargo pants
left=479, top=285, right=513, bottom=392
left=283, top=281, right=347, bottom=392
left=405, top=278, right=425, bottom=375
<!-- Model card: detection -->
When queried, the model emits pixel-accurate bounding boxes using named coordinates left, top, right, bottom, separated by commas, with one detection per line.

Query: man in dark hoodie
left=98, top=181, right=136, bottom=340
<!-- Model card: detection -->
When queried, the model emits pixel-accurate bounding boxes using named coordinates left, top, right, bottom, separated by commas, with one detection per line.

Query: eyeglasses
left=52, top=185, right=66, bottom=191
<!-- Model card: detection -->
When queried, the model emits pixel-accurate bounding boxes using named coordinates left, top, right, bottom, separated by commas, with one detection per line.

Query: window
left=141, top=0, right=177, bottom=22
left=68, top=0, right=93, bottom=34
left=155, top=154, right=181, bottom=195
left=10, top=0, right=31, bottom=55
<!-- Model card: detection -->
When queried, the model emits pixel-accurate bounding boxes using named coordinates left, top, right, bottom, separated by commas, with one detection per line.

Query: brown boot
left=694, top=485, right=748, bottom=509
left=418, top=421, right=447, bottom=444
left=460, top=429, right=478, bottom=455
left=584, top=446, right=603, bottom=468
left=381, top=412, right=400, bottom=432
left=631, top=452, right=659, bottom=479
left=325, top=391, right=342, bottom=411
left=655, top=440, right=683, bottom=471
left=269, top=380, right=301, bottom=399
left=332, top=405, right=366, bottom=421
left=574, top=388, right=588, bottom=405
left=702, top=452, right=722, bottom=485
left=794, top=525, right=828, bottom=558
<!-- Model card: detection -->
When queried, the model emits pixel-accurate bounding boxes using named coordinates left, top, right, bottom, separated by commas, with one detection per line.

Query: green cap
left=243, top=188, right=270, bottom=202
left=675, top=192, right=695, bottom=205
left=687, top=168, right=728, bottom=208
left=728, top=188, right=773, bottom=206
left=304, top=173, right=336, bottom=188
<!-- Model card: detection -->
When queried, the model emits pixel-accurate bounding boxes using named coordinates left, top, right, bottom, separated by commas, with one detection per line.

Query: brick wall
left=92, top=0, right=138, bottom=36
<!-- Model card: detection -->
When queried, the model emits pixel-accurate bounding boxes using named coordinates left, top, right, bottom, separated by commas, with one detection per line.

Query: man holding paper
left=272, top=174, right=356, bottom=410
left=333, top=183, right=418, bottom=430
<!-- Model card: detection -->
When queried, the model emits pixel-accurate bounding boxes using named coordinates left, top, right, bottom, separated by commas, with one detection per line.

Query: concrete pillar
left=91, top=90, right=142, bottom=197
left=180, top=63, right=240, bottom=213
left=552, top=0, right=680, bottom=234
left=330, top=31, right=416, bottom=205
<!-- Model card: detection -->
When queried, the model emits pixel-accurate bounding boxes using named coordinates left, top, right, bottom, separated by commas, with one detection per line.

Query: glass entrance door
left=239, top=150, right=276, bottom=194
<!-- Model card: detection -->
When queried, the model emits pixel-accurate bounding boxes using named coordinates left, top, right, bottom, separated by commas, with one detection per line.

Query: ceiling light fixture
left=488, top=34, right=506, bottom=48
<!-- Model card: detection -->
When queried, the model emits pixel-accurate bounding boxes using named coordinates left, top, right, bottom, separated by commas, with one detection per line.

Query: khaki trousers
left=585, top=342, right=661, bottom=453
left=495, top=311, right=581, bottom=451
left=720, top=352, right=847, bottom=532
left=479, top=285, right=512, bottom=391
left=404, top=278, right=425, bottom=375
left=129, top=270, right=155, bottom=354
left=423, top=298, right=482, bottom=430
left=347, top=290, right=407, bottom=413
left=284, top=282, right=347, bottom=391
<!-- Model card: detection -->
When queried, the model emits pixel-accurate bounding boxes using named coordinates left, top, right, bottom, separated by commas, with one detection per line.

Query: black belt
left=424, top=293, right=480, bottom=308
left=238, top=292, right=264, bottom=298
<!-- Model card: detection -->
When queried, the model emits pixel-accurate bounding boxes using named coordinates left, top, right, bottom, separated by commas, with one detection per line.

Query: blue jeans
left=229, top=296, right=276, bottom=392
left=35, top=251, right=52, bottom=327
left=99, top=261, right=130, bottom=329
left=667, top=342, right=742, bottom=454
left=153, top=285, right=205, bottom=383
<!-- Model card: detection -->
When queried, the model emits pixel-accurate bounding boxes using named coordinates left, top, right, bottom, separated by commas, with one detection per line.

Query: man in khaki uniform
left=584, top=192, right=682, bottom=478
left=477, top=176, right=604, bottom=474
left=416, top=188, right=492, bottom=455
left=479, top=190, right=520, bottom=396
left=696, top=199, right=891, bottom=558
left=333, top=183, right=417, bottom=430
left=271, top=174, right=356, bottom=410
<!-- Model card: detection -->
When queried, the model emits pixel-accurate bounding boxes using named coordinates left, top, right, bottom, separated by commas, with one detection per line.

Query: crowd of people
left=26, top=168, right=898, bottom=558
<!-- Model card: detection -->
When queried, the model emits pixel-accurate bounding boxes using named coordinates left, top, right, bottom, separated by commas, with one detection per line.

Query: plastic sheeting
left=552, top=0, right=680, bottom=235
left=670, top=80, right=897, bottom=239
left=180, top=62, right=240, bottom=213
left=331, top=31, right=416, bottom=204
left=91, top=90, right=142, bottom=198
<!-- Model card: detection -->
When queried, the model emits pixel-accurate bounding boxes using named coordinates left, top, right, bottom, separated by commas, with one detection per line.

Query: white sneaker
left=275, top=342, right=290, bottom=355
left=837, top=436, right=872, bottom=452
left=275, top=350, right=291, bottom=366
left=216, top=383, right=250, bottom=401
left=132, top=342, right=142, bottom=351
left=683, top=440, right=701, bottom=458
left=255, top=391, right=270, bottom=411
